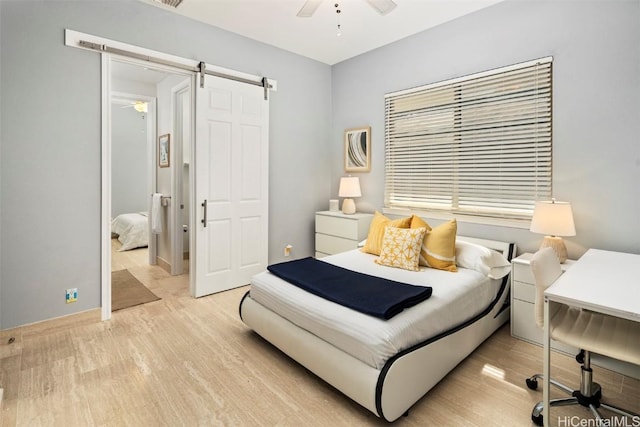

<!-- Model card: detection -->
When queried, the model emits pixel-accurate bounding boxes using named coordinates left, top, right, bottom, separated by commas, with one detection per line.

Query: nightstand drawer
left=513, top=280, right=535, bottom=303
left=512, top=299, right=538, bottom=342
left=513, top=262, right=535, bottom=284
left=512, top=299, right=578, bottom=354
left=316, top=233, right=359, bottom=255
left=316, top=215, right=363, bottom=240
left=315, top=211, right=373, bottom=256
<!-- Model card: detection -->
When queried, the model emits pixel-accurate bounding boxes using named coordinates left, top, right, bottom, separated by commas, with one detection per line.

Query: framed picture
left=158, top=134, right=170, bottom=168
left=344, top=126, right=371, bottom=172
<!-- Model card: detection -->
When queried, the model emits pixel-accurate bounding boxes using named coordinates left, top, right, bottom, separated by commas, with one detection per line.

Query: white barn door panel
left=194, top=76, right=269, bottom=297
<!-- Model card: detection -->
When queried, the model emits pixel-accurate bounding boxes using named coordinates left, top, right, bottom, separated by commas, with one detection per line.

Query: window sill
left=382, top=207, right=531, bottom=230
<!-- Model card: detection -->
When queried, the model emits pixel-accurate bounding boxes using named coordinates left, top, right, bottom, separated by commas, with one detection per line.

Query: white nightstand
left=511, top=253, right=577, bottom=354
left=315, top=211, right=373, bottom=258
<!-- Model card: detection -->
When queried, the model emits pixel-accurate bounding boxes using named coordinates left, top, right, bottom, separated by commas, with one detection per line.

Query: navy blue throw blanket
left=267, top=257, right=432, bottom=320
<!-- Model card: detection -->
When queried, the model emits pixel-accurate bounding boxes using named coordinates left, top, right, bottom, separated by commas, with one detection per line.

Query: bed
left=111, top=212, right=149, bottom=251
left=239, top=235, right=516, bottom=422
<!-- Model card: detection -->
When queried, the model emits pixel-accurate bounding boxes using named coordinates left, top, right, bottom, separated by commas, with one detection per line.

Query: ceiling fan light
left=134, top=101, right=148, bottom=113
left=365, top=0, right=397, bottom=15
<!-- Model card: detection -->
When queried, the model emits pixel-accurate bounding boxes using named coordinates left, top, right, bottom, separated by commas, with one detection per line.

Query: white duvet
left=250, top=249, right=502, bottom=369
left=111, top=212, right=149, bottom=251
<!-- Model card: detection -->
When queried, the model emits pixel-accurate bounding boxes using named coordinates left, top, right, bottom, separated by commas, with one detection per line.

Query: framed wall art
left=344, top=126, right=371, bottom=172
left=158, top=133, right=170, bottom=168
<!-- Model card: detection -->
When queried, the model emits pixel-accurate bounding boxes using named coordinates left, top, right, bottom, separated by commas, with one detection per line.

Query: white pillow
left=455, top=240, right=511, bottom=279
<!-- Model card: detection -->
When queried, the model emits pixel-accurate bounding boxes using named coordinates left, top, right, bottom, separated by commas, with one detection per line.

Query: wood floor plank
left=0, top=260, right=638, bottom=426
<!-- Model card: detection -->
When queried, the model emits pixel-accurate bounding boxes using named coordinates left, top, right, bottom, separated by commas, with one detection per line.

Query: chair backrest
left=530, top=247, right=563, bottom=329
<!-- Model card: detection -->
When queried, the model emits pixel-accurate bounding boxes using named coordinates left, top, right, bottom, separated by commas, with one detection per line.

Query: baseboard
left=156, top=256, right=171, bottom=274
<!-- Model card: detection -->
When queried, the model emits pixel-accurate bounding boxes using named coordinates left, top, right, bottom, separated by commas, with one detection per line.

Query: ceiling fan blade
left=296, top=0, right=323, bottom=17
left=365, top=0, right=397, bottom=15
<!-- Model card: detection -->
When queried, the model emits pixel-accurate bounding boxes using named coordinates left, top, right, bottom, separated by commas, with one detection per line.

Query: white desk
left=542, top=249, right=640, bottom=426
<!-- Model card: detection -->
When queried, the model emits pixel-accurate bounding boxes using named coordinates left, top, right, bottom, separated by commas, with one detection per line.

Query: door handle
left=201, top=200, right=207, bottom=227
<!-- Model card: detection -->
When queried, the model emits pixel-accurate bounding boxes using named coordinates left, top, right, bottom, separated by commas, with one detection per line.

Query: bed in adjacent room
left=111, top=212, right=149, bottom=251
left=239, top=215, right=515, bottom=422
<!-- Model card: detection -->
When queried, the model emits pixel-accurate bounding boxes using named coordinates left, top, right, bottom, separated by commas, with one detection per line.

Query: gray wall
left=0, top=0, right=332, bottom=329
left=111, top=105, right=148, bottom=218
left=2, top=0, right=638, bottom=329
left=331, top=0, right=640, bottom=259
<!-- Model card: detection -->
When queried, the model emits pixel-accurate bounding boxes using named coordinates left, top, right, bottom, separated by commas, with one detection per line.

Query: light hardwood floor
left=0, top=263, right=638, bottom=426
left=111, top=238, right=152, bottom=272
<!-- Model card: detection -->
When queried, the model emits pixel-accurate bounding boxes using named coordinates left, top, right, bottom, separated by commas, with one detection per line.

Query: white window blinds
left=384, top=57, right=552, bottom=221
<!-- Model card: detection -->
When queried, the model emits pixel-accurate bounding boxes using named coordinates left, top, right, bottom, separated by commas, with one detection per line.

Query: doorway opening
left=108, top=58, right=193, bottom=314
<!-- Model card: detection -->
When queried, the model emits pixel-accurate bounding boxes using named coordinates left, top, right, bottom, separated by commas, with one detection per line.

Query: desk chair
left=525, top=247, right=640, bottom=426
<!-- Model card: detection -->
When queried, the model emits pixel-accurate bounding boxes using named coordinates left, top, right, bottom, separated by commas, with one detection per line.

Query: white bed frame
left=239, top=237, right=516, bottom=422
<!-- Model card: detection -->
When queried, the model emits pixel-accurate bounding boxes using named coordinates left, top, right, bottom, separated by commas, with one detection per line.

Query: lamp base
left=342, top=198, right=356, bottom=215
left=540, top=236, right=568, bottom=263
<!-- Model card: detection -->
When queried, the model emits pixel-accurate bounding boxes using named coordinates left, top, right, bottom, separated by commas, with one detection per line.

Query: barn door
left=193, top=75, right=269, bottom=297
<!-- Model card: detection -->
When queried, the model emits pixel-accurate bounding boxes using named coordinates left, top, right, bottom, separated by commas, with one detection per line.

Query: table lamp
left=338, top=176, right=361, bottom=215
left=529, top=199, right=576, bottom=263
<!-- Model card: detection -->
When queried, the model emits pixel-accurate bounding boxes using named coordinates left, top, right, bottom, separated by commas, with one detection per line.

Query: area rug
left=111, top=269, right=160, bottom=311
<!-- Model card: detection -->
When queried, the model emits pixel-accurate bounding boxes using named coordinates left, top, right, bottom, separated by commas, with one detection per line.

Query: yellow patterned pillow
left=361, top=212, right=412, bottom=256
left=375, top=227, right=426, bottom=271
left=411, top=216, right=458, bottom=271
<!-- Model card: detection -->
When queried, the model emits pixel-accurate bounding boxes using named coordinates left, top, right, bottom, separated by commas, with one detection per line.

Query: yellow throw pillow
left=412, top=217, right=458, bottom=271
left=410, top=215, right=432, bottom=232
left=375, top=227, right=426, bottom=272
left=361, top=212, right=412, bottom=256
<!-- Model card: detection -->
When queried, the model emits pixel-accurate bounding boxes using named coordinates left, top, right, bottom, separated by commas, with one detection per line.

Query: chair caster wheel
left=526, top=378, right=538, bottom=390
left=532, top=413, right=543, bottom=426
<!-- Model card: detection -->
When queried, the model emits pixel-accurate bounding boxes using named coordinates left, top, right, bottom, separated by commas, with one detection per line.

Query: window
left=384, top=57, right=552, bottom=221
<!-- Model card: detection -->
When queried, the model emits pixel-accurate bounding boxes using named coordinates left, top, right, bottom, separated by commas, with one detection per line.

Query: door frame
left=169, top=80, right=193, bottom=276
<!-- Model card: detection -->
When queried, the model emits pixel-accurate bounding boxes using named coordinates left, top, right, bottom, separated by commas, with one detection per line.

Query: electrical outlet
left=66, top=288, right=78, bottom=304
left=284, top=244, right=292, bottom=257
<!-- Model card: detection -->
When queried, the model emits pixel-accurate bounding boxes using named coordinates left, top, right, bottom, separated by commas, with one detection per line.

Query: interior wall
left=156, top=74, right=188, bottom=268
left=331, top=0, right=640, bottom=259
left=0, top=1, right=332, bottom=329
left=111, top=104, right=148, bottom=218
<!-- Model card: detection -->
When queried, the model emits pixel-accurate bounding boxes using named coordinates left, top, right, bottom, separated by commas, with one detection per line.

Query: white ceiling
left=142, top=0, right=504, bottom=65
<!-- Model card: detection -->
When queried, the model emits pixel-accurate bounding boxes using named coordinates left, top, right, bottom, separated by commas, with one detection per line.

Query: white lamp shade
left=338, top=177, right=361, bottom=198
left=530, top=200, right=576, bottom=237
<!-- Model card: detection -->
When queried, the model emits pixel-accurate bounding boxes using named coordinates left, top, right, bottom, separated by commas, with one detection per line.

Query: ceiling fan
left=120, top=101, right=148, bottom=113
left=297, top=0, right=397, bottom=17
